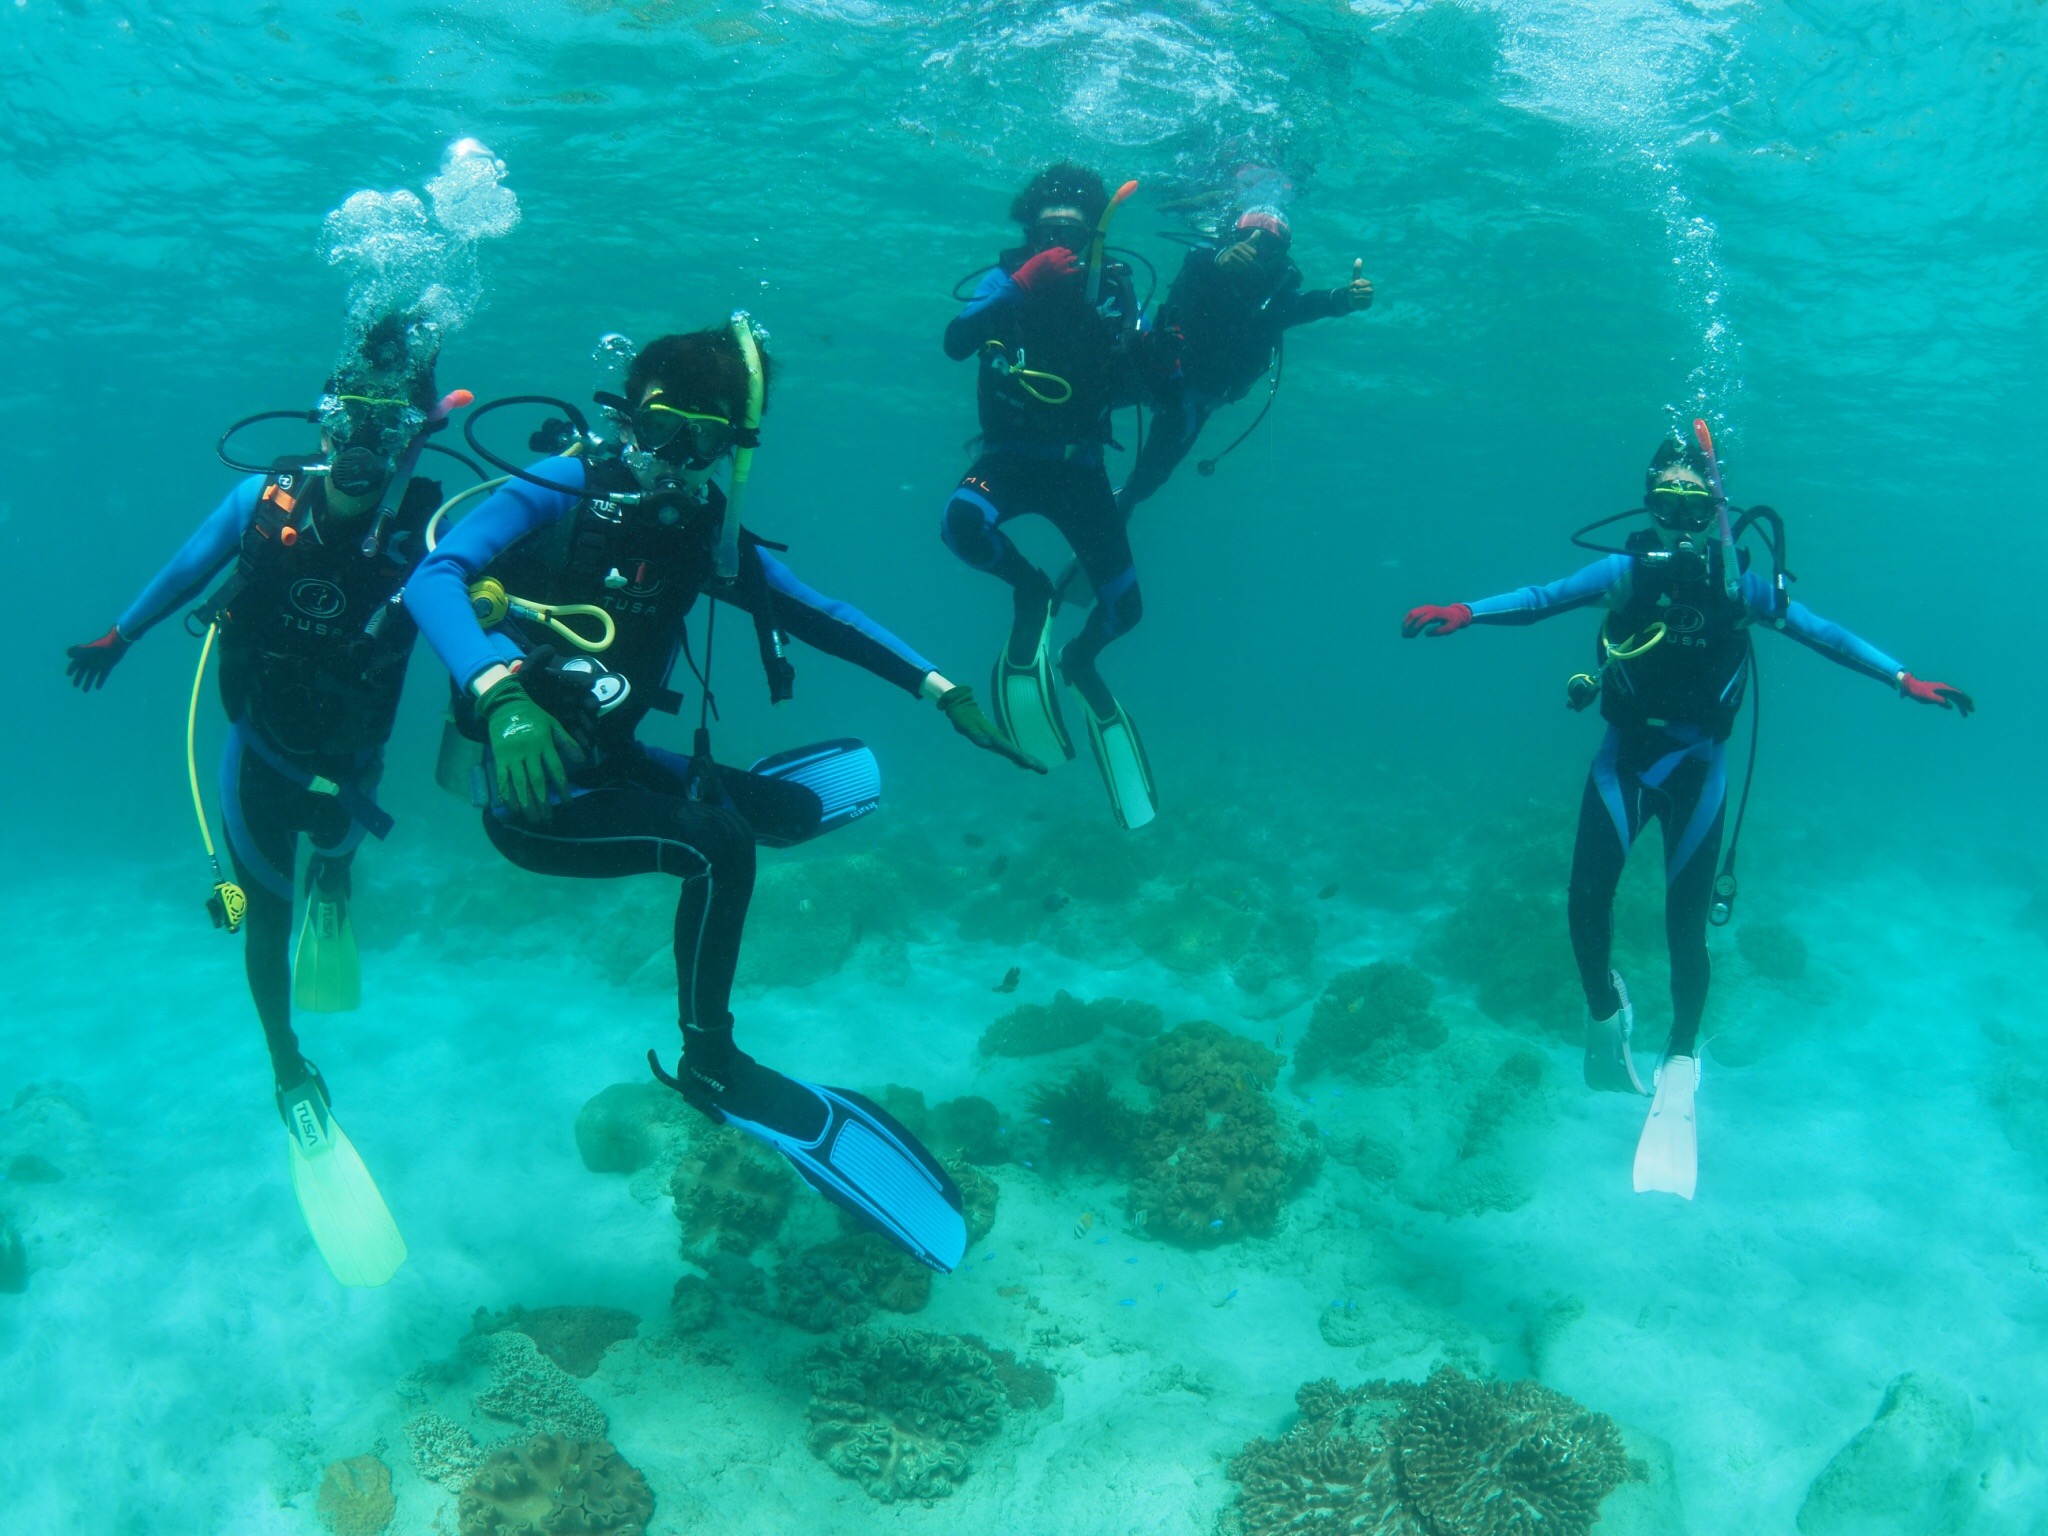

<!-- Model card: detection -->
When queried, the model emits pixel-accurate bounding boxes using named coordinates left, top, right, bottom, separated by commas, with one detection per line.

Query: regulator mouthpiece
left=328, top=446, right=390, bottom=499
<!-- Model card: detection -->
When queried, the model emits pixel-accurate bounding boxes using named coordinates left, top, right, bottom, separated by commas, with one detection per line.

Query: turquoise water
left=5, top=3, right=2046, bottom=1532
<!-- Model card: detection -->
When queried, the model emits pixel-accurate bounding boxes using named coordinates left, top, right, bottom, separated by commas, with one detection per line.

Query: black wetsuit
left=407, top=453, right=936, bottom=1081
left=941, top=251, right=1140, bottom=717
left=1119, top=249, right=1349, bottom=512
left=112, top=465, right=434, bottom=1087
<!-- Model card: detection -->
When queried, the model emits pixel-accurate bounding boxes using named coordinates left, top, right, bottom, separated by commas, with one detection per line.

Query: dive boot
left=278, top=1065, right=406, bottom=1287
left=1583, top=970, right=1647, bottom=1094
left=989, top=613, right=1075, bottom=767
left=1081, top=696, right=1158, bottom=831
left=293, top=860, right=360, bottom=1013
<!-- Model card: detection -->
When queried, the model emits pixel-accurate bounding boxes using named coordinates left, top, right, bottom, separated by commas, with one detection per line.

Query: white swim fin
left=1584, top=970, right=1648, bottom=1094
left=989, top=615, right=1076, bottom=767
left=1082, top=697, right=1157, bottom=831
left=1632, top=1056, right=1699, bottom=1200
left=279, top=1072, right=406, bottom=1287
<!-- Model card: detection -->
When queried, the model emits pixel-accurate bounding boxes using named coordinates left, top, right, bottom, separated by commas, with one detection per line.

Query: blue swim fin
left=720, top=1081, right=967, bottom=1273
left=749, top=739, right=881, bottom=839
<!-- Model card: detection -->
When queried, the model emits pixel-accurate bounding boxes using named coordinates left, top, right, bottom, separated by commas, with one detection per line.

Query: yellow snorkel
left=1083, top=179, right=1139, bottom=307
left=715, top=311, right=766, bottom=584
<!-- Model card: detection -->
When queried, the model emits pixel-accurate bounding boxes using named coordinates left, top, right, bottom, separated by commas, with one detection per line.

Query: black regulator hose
left=216, top=409, right=319, bottom=474
left=461, top=394, right=596, bottom=492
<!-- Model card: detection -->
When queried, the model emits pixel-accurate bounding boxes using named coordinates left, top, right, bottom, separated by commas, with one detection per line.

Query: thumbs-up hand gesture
left=1342, top=258, right=1374, bottom=312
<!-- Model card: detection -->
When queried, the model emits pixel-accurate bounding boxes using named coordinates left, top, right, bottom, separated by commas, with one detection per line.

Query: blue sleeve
left=727, top=545, right=935, bottom=696
left=404, top=456, right=587, bottom=691
left=1466, top=555, right=1629, bottom=626
left=944, top=267, right=1020, bottom=361
left=116, top=477, right=263, bottom=639
left=1746, top=571, right=1902, bottom=684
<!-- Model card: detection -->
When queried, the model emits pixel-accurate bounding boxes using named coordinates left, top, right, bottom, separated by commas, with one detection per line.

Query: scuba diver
left=941, top=161, right=1158, bottom=829
left=1400, top=424, right=1974, bottom=1201
left=405, top=318, right=1039, bottom=1274
left=1117, top=204, right=1373, bottom=514
left=63, top=311, right=466, bottom=1287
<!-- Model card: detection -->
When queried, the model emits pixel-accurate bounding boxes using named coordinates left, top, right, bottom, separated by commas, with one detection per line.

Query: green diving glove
left=481, top=674, right=587, bottom=820
left=939, top=684, right=1046, bottom=774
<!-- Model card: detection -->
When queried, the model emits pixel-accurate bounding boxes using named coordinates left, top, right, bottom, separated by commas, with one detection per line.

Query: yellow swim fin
left=279, top=1072, right=406, bottom=1287
left=293, top=884, right=360, bottom=1013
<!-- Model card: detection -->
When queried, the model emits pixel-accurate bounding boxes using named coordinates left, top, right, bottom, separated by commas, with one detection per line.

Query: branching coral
left=457, top=1435, right=653, bottom=1536
left=1225, top=1370, right=1630, bottom=1536
left=671, top=1124, right=794, bottom=1254
left=1295, top=962, right=1448, bottom=1083
left=1126, top=1022, right=1318, bottom=1246
left=471, top=1305, right=639, bottom=1379
left=1391, top=1369, right=1629, bottom=1536
left=472, top=1331, right=609, bottom=1442
left=804, top=1329, right=1020, bottom=1502
left=1025, top=1069, right=1140, bottom=1174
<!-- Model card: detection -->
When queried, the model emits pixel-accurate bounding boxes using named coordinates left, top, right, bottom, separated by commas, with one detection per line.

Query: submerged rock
left=573, top=1083, right=691, bottom=1176
left=1796, top=1373, right=1977, bottom=1536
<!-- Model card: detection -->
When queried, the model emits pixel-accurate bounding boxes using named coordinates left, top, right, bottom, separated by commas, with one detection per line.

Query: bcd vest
left=476, top=457, right=794, bottom=752
left=1597, top=533, right=1754, bottom=740
left=210, top=461, right=437, bottom=761
left=977, top=250, right=1136, bottom=448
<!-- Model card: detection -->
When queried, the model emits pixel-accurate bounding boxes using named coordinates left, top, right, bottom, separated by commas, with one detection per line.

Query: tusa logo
left=290, top=578, right=347, bottom=620
left=1663, top=604, right=1705, bottom=635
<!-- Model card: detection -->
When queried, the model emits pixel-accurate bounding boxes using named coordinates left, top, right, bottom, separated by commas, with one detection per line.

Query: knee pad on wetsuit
left=942, top=488, right=1003, bottom=570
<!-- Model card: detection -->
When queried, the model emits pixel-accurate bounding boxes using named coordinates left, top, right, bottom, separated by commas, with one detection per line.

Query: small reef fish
left=998, top=1284, right=1028, bottom=1298
left=1117, top=1298, right=1137, bottom=1307
left=988, top=854, right=1009, bottom=878
left=1073, top=1211, right=1094, bottom=1238
left=994, top=966, right=1020, bottom=994
left=1042, top=891, right=1070, bottom=912
left=1213, top=1287, right=1239, bottom=1308
left=963, top=831, right=985, bottom=848
left=1317, top=883, right=1340, bottom=900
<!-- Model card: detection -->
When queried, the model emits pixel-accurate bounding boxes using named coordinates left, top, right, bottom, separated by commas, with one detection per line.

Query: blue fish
left=1118, top=1298, right=1136, bottom=1307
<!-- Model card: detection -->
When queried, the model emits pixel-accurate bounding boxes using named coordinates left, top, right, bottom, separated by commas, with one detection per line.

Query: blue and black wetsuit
left=406, top=453, right=935, bottom=1075
left=941, top=252, right=1140, bottom=717
left=110, top=466, right=434, bottom=1085
left=1466, top=542, right=1904, bottom=1055
left=1119, top=250, right=1350, bottom=514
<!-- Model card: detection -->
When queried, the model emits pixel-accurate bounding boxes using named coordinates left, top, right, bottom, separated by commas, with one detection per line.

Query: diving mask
left=632, top=398, right=735, bottom=466
left=1647, top=480, right=1716, bottom=532
left=1031, top=213, right=1091, bottom=253
left=318, top=393, right=426, bottom=458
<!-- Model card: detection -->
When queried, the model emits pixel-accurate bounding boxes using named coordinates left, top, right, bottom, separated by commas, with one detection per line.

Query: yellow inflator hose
left=186, top=623, right=247, bottom=933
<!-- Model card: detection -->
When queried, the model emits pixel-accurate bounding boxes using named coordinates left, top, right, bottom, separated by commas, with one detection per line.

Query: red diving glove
left=1897, top=672, right=1975, bottom=717
left=1402, top=603, right=1472, bottom=639
left=1012, top=247, right=1080, bottom=294
left=65, top=625, right=131, bottom=690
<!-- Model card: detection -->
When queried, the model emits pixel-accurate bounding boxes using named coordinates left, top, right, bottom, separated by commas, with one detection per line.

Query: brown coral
left=457, top=1435, right=653, bottom=1536
left=1126, top=1022, right=1316, bottom=1245
left=671, top=1124, right=793, bottom=1254
left=316, top=1455, right=394, bottom=1536
left=1225, top=1370, right=1630, bottom=1536
left=1295, top=962, right=1447, bottom=1083
left=804, top=1329, right=1021, bottom=1502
